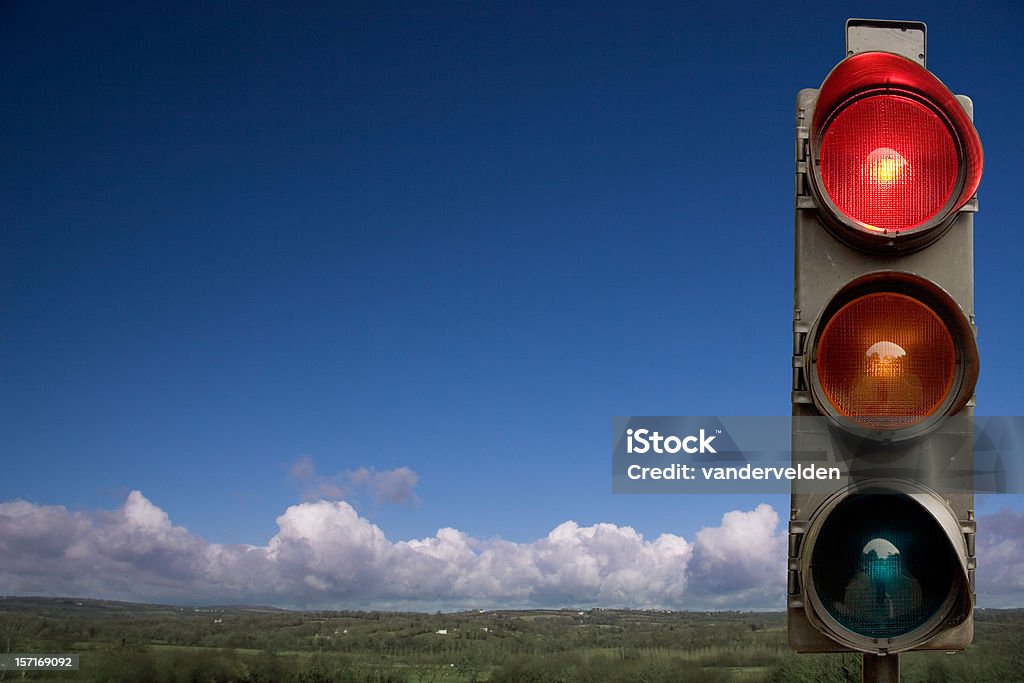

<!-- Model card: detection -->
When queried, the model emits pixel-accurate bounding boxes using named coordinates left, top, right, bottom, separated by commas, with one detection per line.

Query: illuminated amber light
left=816, top=293, right=956, bottom=429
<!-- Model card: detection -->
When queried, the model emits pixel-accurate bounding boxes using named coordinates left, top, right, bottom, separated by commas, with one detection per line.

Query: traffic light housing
left=789, top=20, right=981, bottom=655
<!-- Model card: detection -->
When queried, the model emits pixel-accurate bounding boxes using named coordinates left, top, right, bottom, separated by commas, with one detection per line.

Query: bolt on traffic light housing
left=789, top=19, right=980, bottom=657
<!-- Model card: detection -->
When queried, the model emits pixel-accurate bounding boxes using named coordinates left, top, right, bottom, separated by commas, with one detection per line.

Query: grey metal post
left=863, top=653, right=899, bottom=683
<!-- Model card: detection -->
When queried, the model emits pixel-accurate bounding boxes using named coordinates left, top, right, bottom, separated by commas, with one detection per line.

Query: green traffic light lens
left=809, top=494, right=961, bottom=640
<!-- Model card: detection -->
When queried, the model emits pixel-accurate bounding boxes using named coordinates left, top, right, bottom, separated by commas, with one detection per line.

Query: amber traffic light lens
left=819, top=94, right=959, bottom=233
left=816, top=293, right=956, bottom=429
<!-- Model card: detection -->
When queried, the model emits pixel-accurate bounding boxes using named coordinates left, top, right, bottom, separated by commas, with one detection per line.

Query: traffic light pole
left=863, top=653, right=899, bottom=683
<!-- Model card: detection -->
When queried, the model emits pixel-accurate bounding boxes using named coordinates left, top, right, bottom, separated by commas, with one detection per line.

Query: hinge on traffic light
left=788, top=519, right=805, bottom=601
left=792, top=320, right=811, bottom=399
left=795, top=165, right=815, bottom=209
left=795, top=103, right=813, bottom=208
left=963, top=515, right=976, bottom=556
left=965, top=516, right=977, bottom=593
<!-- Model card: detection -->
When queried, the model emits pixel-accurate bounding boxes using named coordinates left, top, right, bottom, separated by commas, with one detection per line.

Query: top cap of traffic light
left=808, top=51, right=983, bottom=250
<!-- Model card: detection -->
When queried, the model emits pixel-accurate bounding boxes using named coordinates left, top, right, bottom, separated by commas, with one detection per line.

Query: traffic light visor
left=810, top=52, right=983, bottom=240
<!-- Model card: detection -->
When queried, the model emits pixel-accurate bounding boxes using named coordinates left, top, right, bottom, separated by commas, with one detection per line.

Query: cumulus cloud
left=16, top=493, right=1023, bottom=610
left=0, top=491, right=789, bottom=609
left=288, top=457, right=418, bottom=505
left=686, top=504, right=787, bottom=608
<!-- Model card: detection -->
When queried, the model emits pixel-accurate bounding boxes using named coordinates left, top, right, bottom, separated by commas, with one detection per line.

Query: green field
left=0, top=597, right=1020, bottom=681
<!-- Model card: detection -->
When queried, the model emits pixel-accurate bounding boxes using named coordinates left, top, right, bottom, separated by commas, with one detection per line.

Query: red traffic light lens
left=809, top=52, right=983, bottom=245
left=815, top=292, right=956, bottom=429
left=819, top=94, right=958, bottom=232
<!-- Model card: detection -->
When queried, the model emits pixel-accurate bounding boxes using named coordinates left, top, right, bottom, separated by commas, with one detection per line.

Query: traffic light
left=788, top=20, right=982, bottom=656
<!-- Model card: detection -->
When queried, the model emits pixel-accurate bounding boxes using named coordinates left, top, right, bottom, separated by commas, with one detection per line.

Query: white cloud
left=287, top=457, right=419, bottom=505
left=0, top=492, right=709, bottom=608
left=686, top=504, right=787, bottom=608
left=4, top=492, right=1019, bottom=610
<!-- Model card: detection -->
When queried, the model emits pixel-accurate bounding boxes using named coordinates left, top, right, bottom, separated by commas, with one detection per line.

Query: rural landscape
left=0, top=598, right=1021, bottom=682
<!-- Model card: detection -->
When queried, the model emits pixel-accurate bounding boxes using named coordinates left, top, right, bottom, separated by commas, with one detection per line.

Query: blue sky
left=2, top=1, right=1024, bottom=609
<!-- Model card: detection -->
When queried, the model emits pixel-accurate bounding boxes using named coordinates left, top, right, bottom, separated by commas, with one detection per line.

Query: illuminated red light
left=809, top=52, right=983, bottom=241
left=819, top=95, right=958, bottom=232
